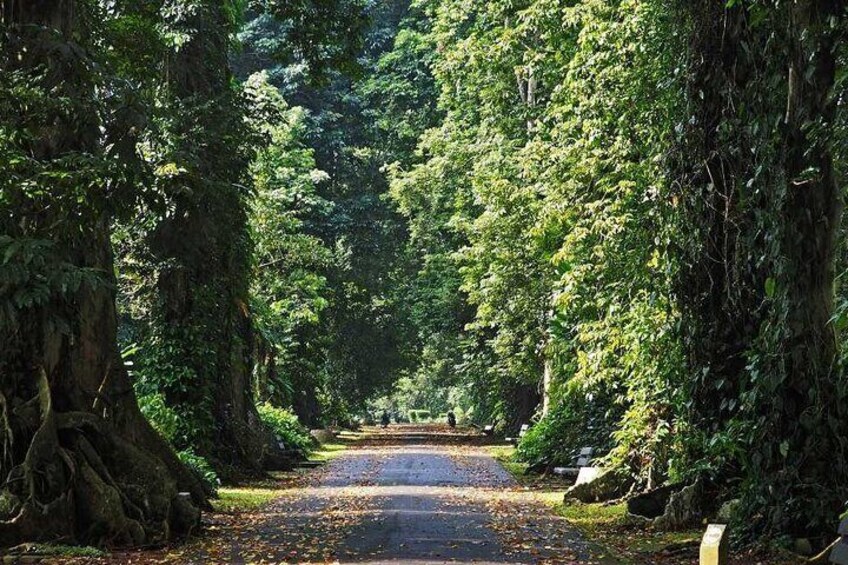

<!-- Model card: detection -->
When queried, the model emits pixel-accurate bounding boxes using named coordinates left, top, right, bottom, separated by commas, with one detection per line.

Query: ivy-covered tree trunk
left=148, top=0, right=288, bottom=477
left=0, top=1, right=204, bottom=547
left=678, top=0, right=848, bottom=537
left=754, top=0, right=848, bottom=537
left=676, top=2, right=756, bottom=443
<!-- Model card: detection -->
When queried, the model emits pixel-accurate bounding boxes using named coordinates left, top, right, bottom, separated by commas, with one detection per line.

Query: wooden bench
left=553, top=447, right=595, bottom=478
left=506, top=424, right=530, bottom=444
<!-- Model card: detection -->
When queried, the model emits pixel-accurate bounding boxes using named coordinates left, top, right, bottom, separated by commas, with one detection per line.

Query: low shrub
left=516, top=386, right=617, bottom=470
left=177, top=448, right=219, bottom=494
left=408, top=409, right=432, bottom=422
left=256, top=402, right=313, bottom=453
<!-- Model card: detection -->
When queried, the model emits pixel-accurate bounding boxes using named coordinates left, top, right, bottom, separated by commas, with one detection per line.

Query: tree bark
left=504, top=382, right=540, bottom=434
left=678, top=0, right=848, bottom=536
left=677, top=1, right=758, bottom=441
left=761, top=0, right=848, bottom=537
left=0, top=1, right=205, bottom=547
left=149, top=0, right=290, bottom=478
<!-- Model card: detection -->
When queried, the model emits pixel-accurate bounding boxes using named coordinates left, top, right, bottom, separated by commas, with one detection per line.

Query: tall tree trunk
left=292, top=383, right=323, bottom=429
left=677, top=1, right=759, bottom=446
left=149, top=0, right=288, bottom=478
left=0, top=0, right=204, bottom=547
left=678, top=0, right=848, bottom=536
left=504, top=382, right=540, bottom=434
left=754, top=0, right=848, bottom=537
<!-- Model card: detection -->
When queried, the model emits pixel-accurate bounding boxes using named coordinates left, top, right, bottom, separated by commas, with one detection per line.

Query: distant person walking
left=381, top=411, right=390, bottom=428
left=447, top=411, right=456, bottom=428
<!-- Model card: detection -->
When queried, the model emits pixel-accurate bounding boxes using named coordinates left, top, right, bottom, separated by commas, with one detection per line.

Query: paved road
left=323, top=427, right=614, bottom=564
left=74, top=426, right=616, bottom=564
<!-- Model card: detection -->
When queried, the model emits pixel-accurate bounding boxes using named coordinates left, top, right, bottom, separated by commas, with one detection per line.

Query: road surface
left=71, top=426, right=617, bottom=564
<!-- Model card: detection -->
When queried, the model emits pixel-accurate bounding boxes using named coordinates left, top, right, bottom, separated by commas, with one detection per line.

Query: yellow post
left=700, top=524, right=728, bottom=565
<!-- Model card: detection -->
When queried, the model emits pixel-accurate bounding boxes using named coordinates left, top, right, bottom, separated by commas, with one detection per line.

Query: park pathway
left=327, top=427, right=613, bottom=564
left=66, top=425, right=617, bottom=564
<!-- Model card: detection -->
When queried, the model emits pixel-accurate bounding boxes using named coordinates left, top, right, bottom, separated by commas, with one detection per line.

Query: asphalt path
left=326, top=427, right=615, bottom=564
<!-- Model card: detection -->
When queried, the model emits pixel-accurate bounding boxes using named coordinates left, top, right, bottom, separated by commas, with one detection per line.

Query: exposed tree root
left=0, top=368, right=202, bottom=548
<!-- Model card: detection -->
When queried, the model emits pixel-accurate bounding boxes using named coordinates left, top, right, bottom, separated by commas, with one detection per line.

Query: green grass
left=7, top=544, right=107, bottom=558
left=485, top=444, right=516, bottom=462
left=551, top=499, right=627, bottom=535
left=550, top=499, right=699, bottom=554
left=485, top=444, right=528, bottom=478
left=534, top=495, right=704, bottom=563
left=212, top=442, right=349, bottom=513
left=311, top=442, right=347, bottom=462
left=212, top=486, right=287, bottom=512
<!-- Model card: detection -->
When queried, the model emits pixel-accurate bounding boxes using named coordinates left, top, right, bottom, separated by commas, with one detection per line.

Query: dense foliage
left=256, top=402, right=314, bottom=453
left=2, top=0, right=848, bottom=551
left=383, top=0, right=848, bottom=542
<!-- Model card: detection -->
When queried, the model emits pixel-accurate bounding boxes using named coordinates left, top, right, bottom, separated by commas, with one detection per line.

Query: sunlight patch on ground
left=213, top=486, right=290, bottom=513
left=311, top=441, right=348, bottom=461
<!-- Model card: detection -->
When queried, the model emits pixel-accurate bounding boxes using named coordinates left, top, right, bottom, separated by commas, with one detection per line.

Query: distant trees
left=246, top=72, right=333, bottom=427
left=234, top=0, right=424, bottom=417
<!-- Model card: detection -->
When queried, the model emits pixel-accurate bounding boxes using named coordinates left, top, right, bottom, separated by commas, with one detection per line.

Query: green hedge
left=407, top=409, right=432, bottom=422
left=256, top=402, right=313, bottom=453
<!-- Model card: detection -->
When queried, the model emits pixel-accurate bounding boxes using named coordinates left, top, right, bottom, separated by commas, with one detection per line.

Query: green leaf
left=764, top=277, right=776, bottom=299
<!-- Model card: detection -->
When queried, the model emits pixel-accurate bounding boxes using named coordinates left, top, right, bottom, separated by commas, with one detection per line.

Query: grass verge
left=311, top=442, right=348, bottom=462
left=487, top=444, right=797, bottom=564
left=212, top=486, right=288, bottom=513
left=212, top=439, right=350, bottom=513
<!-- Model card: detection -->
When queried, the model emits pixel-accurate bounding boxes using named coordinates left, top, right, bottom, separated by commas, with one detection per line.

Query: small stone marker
left=575, top=466, right=605, bottom=486
left=831, top=516, right=848, bottom=564
left=310, top=428, right=336, bottom=444
left=700, top=524, right=728, bottom=565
